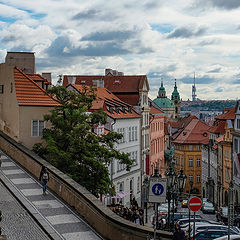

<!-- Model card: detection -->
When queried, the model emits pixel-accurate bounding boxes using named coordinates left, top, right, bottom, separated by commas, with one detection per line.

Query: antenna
left=192, top=72, right=197, bottom=101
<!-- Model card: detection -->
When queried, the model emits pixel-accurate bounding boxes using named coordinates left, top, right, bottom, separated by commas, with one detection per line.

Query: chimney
left=118, top=72, right=124, bottom=76
left=105, top=68, right=113, bottom=76
left=42, top=73, right=52, bottom=83
left=5, top=52, right=35, bottom=74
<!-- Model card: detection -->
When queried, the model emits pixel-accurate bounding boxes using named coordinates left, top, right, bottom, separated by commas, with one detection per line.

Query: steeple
left=158, top=81, right=166, bottom=98
left=171, top=79, right=180, bottom=101
left=192, top=72, right=197, bottom=101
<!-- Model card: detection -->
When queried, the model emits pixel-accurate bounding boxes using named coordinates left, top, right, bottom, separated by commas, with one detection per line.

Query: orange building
left=149, top=103, right=165, bottom=176
left=172, top=116, right=210, bottom=195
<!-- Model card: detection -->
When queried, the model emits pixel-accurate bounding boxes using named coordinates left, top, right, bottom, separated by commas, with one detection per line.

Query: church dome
left=153, top=97, right=174, bottom=108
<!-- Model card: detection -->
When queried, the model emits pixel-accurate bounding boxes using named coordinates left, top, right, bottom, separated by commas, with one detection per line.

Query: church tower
left=158, top=81, right=166, bottom=98
left=171, top=79, right=181, bottom=119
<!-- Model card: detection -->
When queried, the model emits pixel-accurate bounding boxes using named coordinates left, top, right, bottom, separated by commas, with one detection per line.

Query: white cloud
left=0, top=0, right=240, bottom=100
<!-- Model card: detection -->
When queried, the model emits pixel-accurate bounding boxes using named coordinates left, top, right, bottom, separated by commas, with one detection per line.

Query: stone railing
left=0, top=131, right=172, bottom=240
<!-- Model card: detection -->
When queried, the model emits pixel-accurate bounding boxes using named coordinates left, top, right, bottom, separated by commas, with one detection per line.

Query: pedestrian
left=39, top=166, right=49, bottom=195
left=172, top=223, right=185, bottom=240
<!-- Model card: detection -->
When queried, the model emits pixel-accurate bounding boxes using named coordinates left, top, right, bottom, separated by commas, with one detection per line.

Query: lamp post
left=142, top=176, right=149, bottom=224
left=166, top=167, right=187, bottom=231
left=188, top=180, right=193, bottom=240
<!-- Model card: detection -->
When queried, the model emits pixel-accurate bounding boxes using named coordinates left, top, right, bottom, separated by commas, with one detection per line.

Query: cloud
left=198, top=0, right=240, bottom=10
left=46, top=35, right=130, bottom=57
left=215, top=87, right=224, bottom=92
left=81, top=30, right=134, bottom=41
left=207, top=67, right=221, bottom=73
left=167, top=26, right=206, bottom=39
left=180, top=75, right=215, bottom=84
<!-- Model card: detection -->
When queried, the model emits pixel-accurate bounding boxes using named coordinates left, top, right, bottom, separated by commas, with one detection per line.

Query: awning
left=111, top=191, right=129, bottom=199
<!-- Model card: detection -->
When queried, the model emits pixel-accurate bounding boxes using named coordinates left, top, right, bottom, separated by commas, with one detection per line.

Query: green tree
left=33, top=86, right=134, bottom=197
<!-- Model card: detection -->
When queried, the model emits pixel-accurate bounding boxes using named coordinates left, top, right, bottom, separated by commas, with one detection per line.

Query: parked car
left=177, top=218, right=217, bottom=231
left=202, top=202, right=215, bottom=214
left=182, top=199, right=188, bottom=208
left=189, top=224, right=240, bottom=237
left=194, top=229, right=237, bottom=240
left=215, top=235, right=240, bottom=240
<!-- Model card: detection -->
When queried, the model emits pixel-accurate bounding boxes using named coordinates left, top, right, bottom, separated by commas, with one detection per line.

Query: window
left=117, top=160, right=125, bottom=172
left=129, top=126, right=137, bottom=142
left=189, top=145, right=193, bottom=151
left=130, top=151, right=138, bottom=166
left=189, top=159, right=193, bottom=167
left=134, top=126, right=138, bottom=141
left=0, top=85, right=4, bottom=93
left=196, top=158, right=201, bottom=167
left=196, top=175, right=201, bottom=183
left=237, top=119, right=240, bottom=129
left=118, top=182, right=124, bottom=192
left=189, top=175, right=193, bottom=183
left=225, top=170, right=229, bottom=181
left=234, top=139, right=239, bottom=152
left=225, top=150, right=229, bottom=160
left=196, top=145, right=201, bottom=151
left=117, top=127, right=125, bottom=143
left=32, top=120, right=45, bottom=137
left=137, top=176, right=140, bottom=192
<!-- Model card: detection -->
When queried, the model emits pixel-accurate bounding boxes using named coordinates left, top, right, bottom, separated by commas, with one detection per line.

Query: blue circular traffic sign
left=152, top=184, right=164, bottom=196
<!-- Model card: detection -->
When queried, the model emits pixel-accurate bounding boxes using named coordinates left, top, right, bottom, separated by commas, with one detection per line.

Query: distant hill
left=181, top=100, right=237, bottom=112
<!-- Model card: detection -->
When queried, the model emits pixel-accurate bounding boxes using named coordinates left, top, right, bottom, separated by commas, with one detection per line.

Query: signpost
left=188, top=197, right=202, bottom=240
left=148, top=175, right=166, bottom=240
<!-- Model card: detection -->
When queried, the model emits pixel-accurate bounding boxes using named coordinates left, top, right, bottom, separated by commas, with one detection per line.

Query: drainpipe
left=110, top=118, right=116, bottom=182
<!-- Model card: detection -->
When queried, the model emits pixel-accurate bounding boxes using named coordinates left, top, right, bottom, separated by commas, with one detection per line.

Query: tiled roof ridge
left=27, top=73, right=51, bottom=84
left=15, top=67, right=59, bottom=104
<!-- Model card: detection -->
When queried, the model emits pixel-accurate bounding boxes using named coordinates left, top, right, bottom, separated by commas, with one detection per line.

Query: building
left=172, top=115, right=210, bottom=195
left=153, top=80, right=181, bottom=120
left=231, top=100, right=240, bottom=207
left=63, top=70, right=150, bottom=180
left=67, top=84, right=142, bottom=207
left=0, top=52, right=59, bottom=149
left=149, top=101, right=165, bottom=176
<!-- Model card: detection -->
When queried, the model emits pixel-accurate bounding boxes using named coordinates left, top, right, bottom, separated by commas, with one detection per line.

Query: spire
left=192, top=72, right=197, bottom=101
left=158, top=80, right=166, bottom=98
left=171, top=79, right=180, bottom=100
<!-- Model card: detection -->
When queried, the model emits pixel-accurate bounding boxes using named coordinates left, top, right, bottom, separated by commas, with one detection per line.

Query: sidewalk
left=0, top=151, right=103, bottom=240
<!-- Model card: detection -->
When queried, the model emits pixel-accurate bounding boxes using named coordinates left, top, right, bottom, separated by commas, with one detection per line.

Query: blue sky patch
left=150, top=24, right=174, bottom=33
left=0, top=16, right=16, bottom=24
left=31, top=13, right=47, bottom=19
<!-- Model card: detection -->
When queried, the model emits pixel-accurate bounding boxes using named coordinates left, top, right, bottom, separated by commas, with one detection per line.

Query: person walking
left=172, top=223, right=185, bottom=240
left=39, top=166, right=49, bottom=195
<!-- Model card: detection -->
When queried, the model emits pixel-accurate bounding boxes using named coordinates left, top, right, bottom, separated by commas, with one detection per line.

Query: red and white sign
left=188, top=197, right=202, bottom=212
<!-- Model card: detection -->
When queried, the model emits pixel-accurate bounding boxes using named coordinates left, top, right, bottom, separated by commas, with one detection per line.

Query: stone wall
left=0, top=131, right=172, bottom=240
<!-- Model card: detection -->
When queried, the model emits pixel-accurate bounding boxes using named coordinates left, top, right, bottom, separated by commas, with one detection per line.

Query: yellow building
left=171, top=116, right=210, bottom=195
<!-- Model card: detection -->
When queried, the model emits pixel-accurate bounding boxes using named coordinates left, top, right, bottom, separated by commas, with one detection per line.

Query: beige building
left=0, top=52, right=59, bottom=149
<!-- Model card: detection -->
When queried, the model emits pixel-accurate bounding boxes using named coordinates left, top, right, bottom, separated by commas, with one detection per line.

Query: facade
left=149, top=102, right=165, bottom=176
left=67, top=84, right=142, bottom=207
left=232, top=100, right=240, bottom=206
left=0, top=52, right=58, bottom=149
left=63, top=70, right=150, bottom=180
left=172, top=116, right=210, bottom=195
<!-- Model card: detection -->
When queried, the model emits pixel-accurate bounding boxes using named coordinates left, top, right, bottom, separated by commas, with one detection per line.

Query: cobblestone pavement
left=0, top=151, right=104, bottom=240
left=0, top=181, right=50, bottom=240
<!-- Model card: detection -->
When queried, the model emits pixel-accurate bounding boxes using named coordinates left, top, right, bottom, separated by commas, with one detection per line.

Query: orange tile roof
left=70, top=84, right=140, bottom=119
left=208, top=120, right=226, bottom=134
left=216, top=135, right=224, bottom=143
left=14, top=68, right=60, bottom=106
left=215, top=106, right=236, bottom=120
left=150, top=105, right=164, bottom=115
left=63, top=74, right=149, bottom=106
left=27, top=73, right=51, bottom=85
left=173, top=118, right=210, bottom=144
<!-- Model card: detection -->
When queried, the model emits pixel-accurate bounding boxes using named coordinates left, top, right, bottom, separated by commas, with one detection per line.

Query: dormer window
left=115, top=79, right=120, bottom=84
left=0, top=85, right=4, bottom=93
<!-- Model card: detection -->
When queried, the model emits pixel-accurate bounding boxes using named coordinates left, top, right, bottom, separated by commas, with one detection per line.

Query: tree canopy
left=33, top=86, right=134, bottom=197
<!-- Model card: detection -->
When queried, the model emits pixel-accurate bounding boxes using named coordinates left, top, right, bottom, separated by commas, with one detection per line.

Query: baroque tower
left=171, top=79, right=181, bottom=119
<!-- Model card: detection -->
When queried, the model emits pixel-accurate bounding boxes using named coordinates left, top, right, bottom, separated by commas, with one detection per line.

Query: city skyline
left=0, top=0, right=240, bottom=100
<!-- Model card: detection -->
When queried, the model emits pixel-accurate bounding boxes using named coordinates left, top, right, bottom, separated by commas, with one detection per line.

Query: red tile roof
left=14, top=68, right=60, bottom=106
left=173, top=118, right=210, bottom=144
left=215, top=106, right=236, bottom=120
left=63, top=74, right=149, bottom=106
left=216, top=135, right=224, bottom=143
left=70, top=84, right=140, bottom=119
left=27, top=73, right=51, bottom=85
left=208, top=120, right=226, bottom=134
left=150, top=105, right=164, bottom=115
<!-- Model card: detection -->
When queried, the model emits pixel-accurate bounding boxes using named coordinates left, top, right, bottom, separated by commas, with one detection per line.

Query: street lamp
left=177, top=169, right=187, bottom=201
left=166, top=167, right=187, bottom=231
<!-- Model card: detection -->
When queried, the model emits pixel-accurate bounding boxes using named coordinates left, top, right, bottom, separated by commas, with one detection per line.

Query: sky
left=0, top=0, right=240, bottom=101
